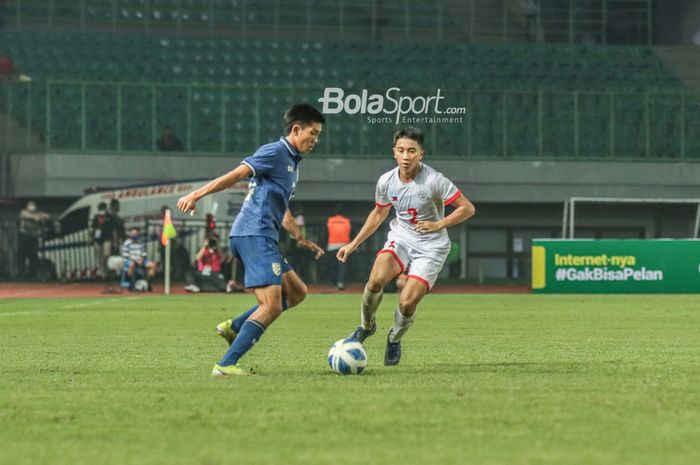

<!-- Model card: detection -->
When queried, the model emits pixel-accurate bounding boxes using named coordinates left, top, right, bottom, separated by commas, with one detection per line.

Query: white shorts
left=377, top=232, right=449, bottom=291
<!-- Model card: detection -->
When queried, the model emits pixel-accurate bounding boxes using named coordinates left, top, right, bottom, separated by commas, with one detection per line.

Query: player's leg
left=212, top=236, right=286, bottom=375
left=349, top=244, right=405, bottom=341
left=384, top=253, right=444, bottom=366
left=384, top=278, right=428, bottom=365
left=280, top=268, right=307, bottom=308
left=217, top=258, right=300, bottom=345
left=215, top=237, right=251, bottom=344
left=214, top=284, right=282, bottom=376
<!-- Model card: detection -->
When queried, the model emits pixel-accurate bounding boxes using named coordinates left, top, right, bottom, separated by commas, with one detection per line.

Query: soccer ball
left=328, top=338, right=367, bottom=375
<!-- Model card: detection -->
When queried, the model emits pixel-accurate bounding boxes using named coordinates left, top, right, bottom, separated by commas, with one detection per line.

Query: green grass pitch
left=1, top=293, right=699, bottom=465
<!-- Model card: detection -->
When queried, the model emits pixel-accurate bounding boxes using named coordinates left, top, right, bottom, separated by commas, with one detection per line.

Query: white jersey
left=375, top=163, right=461, bottom=252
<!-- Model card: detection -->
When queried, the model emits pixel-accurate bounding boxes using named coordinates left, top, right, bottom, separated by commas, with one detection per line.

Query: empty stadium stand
left=0, top=0, right=695, bottom=160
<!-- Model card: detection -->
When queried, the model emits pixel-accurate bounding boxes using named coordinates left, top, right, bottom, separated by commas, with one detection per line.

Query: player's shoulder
left=421, top=162, right=442, bottom=178
left=422, top=163, right=452, bottom=183
left=377, top=166, right=399, bottom=184
left=252, top=141, right=286, bottom=159
left=253, top=140, right=285, bottom=157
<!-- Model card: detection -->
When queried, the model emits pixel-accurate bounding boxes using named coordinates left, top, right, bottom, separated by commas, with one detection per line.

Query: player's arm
left=282, top=209, right=324, bottom=260
left=415, top=194, right=475, bottom=234
left=336, top=205, right=391, bottom=262
left=176, top=164, right=252, bottom=214
left=195, top=242, right=207, bottom=261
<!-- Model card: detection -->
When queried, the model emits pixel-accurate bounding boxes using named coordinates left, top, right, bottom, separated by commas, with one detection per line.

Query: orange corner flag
left=161, top=208, right=177, bottom=246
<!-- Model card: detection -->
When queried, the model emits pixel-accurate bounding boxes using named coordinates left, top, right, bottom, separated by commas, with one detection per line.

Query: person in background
left=184, top=238, right=229, bottom=293
left=287, top=206, right=309, bottom=278
left=0, top=50, right=16, bottom=80
left=0, top=50, right=31, bottom=82
left=157, top=125, right=184, bottom=151
left=205, top=213, right=219, bottom=241
left=121, top=227, right=157, bottom=289
left=519, top=0, right=543, bottom=43
left=294, top=207, right=306, bottom=239
left=109, top=199, right=125, bottom=256
left=326, top=207, right=351, bottom=290
left=91, top=202, right=113, bottom=279
left=17, top=200, right=50, bottom=279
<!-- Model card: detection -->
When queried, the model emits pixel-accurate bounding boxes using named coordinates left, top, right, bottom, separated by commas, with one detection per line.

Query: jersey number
left=407, top=208, right=418, bottom=224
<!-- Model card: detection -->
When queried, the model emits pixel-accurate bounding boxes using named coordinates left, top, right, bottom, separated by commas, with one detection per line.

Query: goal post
left=561, top=197, right=700, bottom=239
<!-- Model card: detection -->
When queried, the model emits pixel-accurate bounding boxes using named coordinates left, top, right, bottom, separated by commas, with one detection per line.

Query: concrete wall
left=8, top=152, right=700, bottom=203
left=5, top=152, right=699, bottom=282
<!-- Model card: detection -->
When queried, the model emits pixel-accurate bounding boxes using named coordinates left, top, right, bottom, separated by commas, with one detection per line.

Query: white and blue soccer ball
left=328, top=338, right=367, bottom=375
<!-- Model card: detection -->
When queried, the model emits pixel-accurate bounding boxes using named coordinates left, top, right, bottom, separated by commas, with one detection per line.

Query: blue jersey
left=230, top=137, right=302, bottom=241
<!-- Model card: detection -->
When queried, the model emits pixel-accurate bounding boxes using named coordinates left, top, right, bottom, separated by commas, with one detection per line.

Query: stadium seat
left=0, top=30, right=692, bottom=159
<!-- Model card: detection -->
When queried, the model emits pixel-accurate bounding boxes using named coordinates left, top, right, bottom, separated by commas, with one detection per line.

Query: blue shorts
left=229, top=236, right=292, bottom=288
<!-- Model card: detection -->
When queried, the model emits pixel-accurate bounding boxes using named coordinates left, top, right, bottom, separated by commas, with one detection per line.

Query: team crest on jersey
left=272, top=263, right=282, bottom=276
left=391, top=196, right=398, bottom=201
left=288, top=165, right=293, bottom=172
left=418, top=191, right=429, bottom=201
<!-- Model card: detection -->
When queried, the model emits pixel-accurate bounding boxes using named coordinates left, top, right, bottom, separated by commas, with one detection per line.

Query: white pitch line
left=61, top=299, right=118, bottom=309
left=0, top=311, right=37, bottom=317
left=61, top=296, right=144, bottom=309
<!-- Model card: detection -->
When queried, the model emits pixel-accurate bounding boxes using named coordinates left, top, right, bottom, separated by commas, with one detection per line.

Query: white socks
left=388, top=308, right=415, bottom=343
left=360, top=284, right=383, bottom=330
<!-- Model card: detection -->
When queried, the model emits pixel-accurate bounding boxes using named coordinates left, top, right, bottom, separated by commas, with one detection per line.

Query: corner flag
left=161, top=208, right=177, bottom=246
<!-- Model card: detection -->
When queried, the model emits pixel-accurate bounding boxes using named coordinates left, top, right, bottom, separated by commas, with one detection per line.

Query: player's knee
left=398, top=299, right=418, bottom=316
left=367, top=278, right=384, bottom=293
left=286, top=283, right=307, bottom=308
left=265, top=303, right=284, bottom=318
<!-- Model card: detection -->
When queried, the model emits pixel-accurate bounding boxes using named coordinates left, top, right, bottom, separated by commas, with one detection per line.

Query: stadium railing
left=1, top=80, right=698, bottom=160
left=1, top=0, right=652, bottom=45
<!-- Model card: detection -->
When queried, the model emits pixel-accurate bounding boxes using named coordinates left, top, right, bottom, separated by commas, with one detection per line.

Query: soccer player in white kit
left=336, top=127, right=476, bottom=365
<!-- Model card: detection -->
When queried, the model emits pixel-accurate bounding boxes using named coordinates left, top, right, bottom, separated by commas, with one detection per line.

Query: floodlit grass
left=1, top=293, right=699, bottom=465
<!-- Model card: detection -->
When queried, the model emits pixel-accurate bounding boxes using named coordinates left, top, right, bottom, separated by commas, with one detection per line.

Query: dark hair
left=393, top=127, right=424, bottom=147
left=284, top=104, right=325, bottom=134
left=98, top=202, right=107, bottom=211
left=208, top=238, right=218, bottom=248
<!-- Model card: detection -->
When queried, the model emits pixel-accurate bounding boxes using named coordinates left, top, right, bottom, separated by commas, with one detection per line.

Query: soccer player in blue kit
left=177, top=104, right=326, bottom=376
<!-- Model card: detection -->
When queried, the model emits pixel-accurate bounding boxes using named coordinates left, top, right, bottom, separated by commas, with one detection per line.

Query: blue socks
left=221, top=295, right=290, bottom=367
left=232, top=304, right=258, bottom=333
left=230, top=296, right=289, bottom=333
left=219, top=320, right=266, bottom=367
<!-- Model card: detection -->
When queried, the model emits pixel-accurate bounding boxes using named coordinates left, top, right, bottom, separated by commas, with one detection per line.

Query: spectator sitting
left=157, top=126, right=183, bottom=151
left=184, top=238, right=232, bottom=293
left=121, top=227, right=157, bottom=290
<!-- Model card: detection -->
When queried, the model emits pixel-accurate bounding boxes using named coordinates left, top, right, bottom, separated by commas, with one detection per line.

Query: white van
left=54, top=179, right=248, bottom=235
left=42, top=179, right=248, bottom=280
